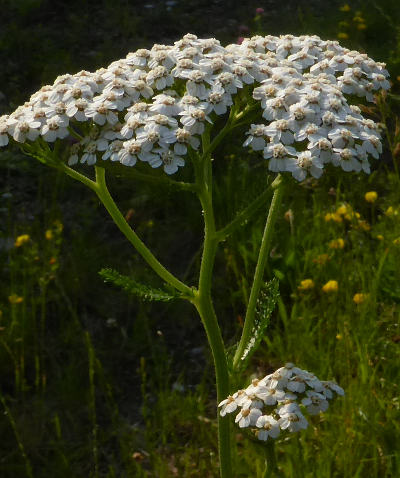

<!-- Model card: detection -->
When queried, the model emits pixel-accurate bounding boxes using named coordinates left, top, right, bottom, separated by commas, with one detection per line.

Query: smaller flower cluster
left=218, top=363, right=344, bottom=441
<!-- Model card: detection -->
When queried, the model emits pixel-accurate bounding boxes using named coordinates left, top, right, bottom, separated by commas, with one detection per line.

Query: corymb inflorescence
left=0, top=33, right=389, bottom=180
left=219, top=363, right=344, bottom=441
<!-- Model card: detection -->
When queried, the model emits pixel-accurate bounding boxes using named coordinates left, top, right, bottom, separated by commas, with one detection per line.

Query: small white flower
left=263, top=142, right=297, bottom=173
left=152, top=147, right=185, bottom=175
left=256, top=415, right=280, bottom=441
left=179, top=107, right=212, bottom=134
left=243, top=124, right=268, bottom=151
left=41, top=115, right=69, bottom=142
left=302, top=391, right=329, bottom=415
left=102, top=140, right=124, bottom=161
left=206, top=86, right=233, bottom=116
left=81, top=141, right=98, bottom=165
left=308, top=137, right=333, bottom=163
left=146, top=66, right=174, bottom=90
left=218, top=395, right=238, bottom=416
left=262, top=388, right=286, bottom=406
left=278, top=410, right=308, bottom=432
left=360, top=133, right=382, bottom=159
left=66, top=98, right=89, bottom=122
left=118, top=140, right=145, bottom=166
left=214, top=71, right=243, bottom=94
left=235, top=407, right=262, bottom=428
left=126, top=49, right=151, bottom=68
left=332, top=147, right=361, bottom=172
left=264, top=119, right=294, bottom=145
left=328, top=128, right=357, bottom=149
left=163, top=127, right=200, bottom=154
left=263, top=97, right=289, bottom=121
left=286, top=151, right=323, bottom=181
left=86, top=100, right=118, bottom=126
left=67, top=143, right=80, bottom=165
left=320, top=381, right=345, bottom=399
left=0, top=117, right=10, bottom=146
left=149, top=94, right=181, bottom=116
left=8, top=117, right=41, bottom=143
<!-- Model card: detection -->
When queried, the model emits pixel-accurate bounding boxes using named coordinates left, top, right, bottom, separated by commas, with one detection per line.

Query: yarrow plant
left=0, top=33, right=389, bottom=477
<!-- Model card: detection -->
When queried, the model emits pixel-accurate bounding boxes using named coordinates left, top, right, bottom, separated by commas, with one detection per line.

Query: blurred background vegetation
left=0, top=0, right=400, bottom=476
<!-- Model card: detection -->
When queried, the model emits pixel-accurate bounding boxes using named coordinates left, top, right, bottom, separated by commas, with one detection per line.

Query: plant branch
left=93, top=165, right=194, bottom=298
left=233, top=174, right=284, bottom=369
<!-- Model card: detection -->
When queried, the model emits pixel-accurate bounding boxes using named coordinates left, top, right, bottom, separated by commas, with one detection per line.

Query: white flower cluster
left=218, top=363, right=344, bottom=441
left=0, top=33, right=389, bottom=178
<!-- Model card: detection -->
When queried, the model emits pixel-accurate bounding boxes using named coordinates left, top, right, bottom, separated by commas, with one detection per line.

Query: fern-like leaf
left=237, top=278, right=280, bottom=371
left=99, top=268, right=179, bottom=302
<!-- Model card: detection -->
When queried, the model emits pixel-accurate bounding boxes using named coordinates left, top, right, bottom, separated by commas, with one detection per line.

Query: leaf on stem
left=237, top=278, right=280, bottom=371
left=99, top=268, right=180, bottom=302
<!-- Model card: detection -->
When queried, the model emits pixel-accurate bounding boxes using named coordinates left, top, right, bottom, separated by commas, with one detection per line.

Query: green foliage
left=235, top=278, right=280, bottom=372
left=99, top=267, right=180, bottom=302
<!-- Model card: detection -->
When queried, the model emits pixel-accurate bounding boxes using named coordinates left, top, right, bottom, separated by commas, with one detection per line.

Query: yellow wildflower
left=325, top=211, right=343, bottom=222
left=332, top=212, right=343, bottom=223
left=338, top=32, right=349, bottom=40
left=322, top=280, right=338, bottom=293
left=340, top=4, right=351, bottom=12
left=353, top=15, right=364, bottom=22
left=336, top=205, right=348, bottom=216
left=336, top=334, right=343, bottom=340
left=353, top=293, right=367, bottom=304
left=45, top=230, right=54, bottom=240
left=385, top=206, right=398, bottom=217
left=365, top=191, right=378, bottom=203
left=313, top=254, right=330, bottom=265
left=329, top=238, right=345, bottom=249
left=357, top=220, right=371, bottom=231
left=393, top=238, right=400, bottom=246
left=357, top=23, right=367, bottom=30
left=14, top=234, right=30, bottom=247
left=9, top=294, right=24, bottom=305
left=298, top=279, right=315, bottom=291
left=376, top=235, right=384, bottom=241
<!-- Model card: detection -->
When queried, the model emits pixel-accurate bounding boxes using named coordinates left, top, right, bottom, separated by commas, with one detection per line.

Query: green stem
left=263, top=441, right=281, bottom=478
left=93, top=165, right=194, bottom=297
left=233, top=175, right=284, bottom=369
left=202, top=98, right=256, bottom=158
left=192, top=155, right=232, bottom=478
left=58, top=163, right=98, bottom=192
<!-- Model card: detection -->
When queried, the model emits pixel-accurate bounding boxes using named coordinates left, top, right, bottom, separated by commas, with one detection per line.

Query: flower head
left=219, top=363, right=344, bottom=441
left=353, top=292, right=367, bottom=304
left=14, top=234, right=30, bottom=247
left=322, top=280, right=339, bottom=293
left=298, top=279, right=314, bottom=291
left=0, top=34, right=388, bottom=179
left=364, top=191, right=378, bottom=203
